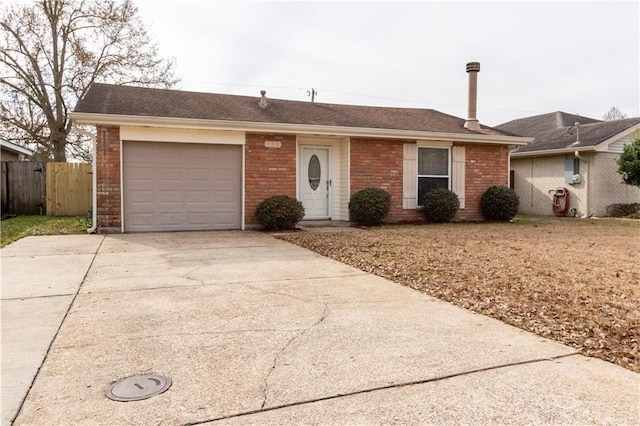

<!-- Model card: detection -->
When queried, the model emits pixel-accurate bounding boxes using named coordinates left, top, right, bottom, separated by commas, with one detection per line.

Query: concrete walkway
left=1, top=231, right=638, bottom=425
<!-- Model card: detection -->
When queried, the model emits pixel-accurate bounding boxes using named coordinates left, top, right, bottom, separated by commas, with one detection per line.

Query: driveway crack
left=185, top=352, right=582, bottom=426
left=261, top=302, right=329, bottom=409
left=183, top=264, right=211, bottom=286
left=240, top=283, right=317, bottom=304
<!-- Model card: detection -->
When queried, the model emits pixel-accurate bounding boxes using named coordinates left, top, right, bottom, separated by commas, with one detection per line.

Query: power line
left=180, top=79, right=552, bottom=116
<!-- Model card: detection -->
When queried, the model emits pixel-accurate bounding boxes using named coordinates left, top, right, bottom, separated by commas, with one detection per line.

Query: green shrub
left=617, top=135, right=640, bottom=187
left=480, top=186, right=519, bottom=221
left=606, top=203, right=640, bottom=217
left=255, top=195, right=305, bottom=230
left=348, top=187, right=391, bottom=226
left=422, top=188, right=460, bottom=223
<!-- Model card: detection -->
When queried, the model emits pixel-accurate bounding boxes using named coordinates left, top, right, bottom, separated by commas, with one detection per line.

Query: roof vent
left=259, top=90, right=268, bottom=108
left=464, top=62, right=481, bottom=132
left=567, top=122, right=580, bottom=144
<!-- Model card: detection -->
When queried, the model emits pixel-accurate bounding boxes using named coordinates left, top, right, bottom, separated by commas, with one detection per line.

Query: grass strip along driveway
left=0, top=215, right=86, bottom=247
left=280, top=217, right=640, bottom=373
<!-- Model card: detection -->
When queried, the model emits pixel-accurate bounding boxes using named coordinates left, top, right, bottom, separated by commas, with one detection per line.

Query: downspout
left=507, top=146, right=511, bottom=188
left=530, top=158, right=534, bottom=208
left=574, top=151, right=589, bottom=217
left=74, top=124, right=97, bottom=233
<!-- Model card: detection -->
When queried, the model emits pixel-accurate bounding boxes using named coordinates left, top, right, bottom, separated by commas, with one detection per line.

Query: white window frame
left=417, top=146, right=451, bottom=206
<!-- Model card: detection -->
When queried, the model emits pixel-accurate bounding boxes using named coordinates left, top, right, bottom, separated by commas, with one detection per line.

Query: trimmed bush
left=617, top=135, right=640, bottom=187
left=348, top=187, right=391, bottom=226
left=422, top=188, right=460, bottom=223
left=480, top=186, right=519, bottom=221
left=606, top=203, right=640, bottom=217
left=255, top=195, right=305, bottom=231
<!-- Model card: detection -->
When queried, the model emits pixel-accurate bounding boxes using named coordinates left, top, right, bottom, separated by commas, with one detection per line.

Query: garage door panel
left=187, top=168, right=211, bottom=181
left=123, top=141, right=242, bottom=232
left=159, top=213, right=182, bottom=226
left=129, top=213, right=154, bottom=227
left=157, top=148, right=179, bottom=160
left=187, top=213, right=210, bottom=224
left=215, top=190, right=236, bottom=203
left=157, top=190, right=182, bottom=203
left=129, top=167, right=154, bottom=180
left=159, top=168, right=182, bottom=181
left=216, top=168, right=237, bottom=180
left=187, top=190, right=211, bottom=203
left=214, top=215, right=235, bottom=228
left=130, top=190, right=154, bottom=203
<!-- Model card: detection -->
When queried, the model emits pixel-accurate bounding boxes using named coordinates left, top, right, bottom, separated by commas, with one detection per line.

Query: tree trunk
left=51, top=132, right=67, bottom=162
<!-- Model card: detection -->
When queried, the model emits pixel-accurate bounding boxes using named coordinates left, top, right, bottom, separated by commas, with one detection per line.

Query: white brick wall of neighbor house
left=512, top=156, right=586, bottom=216
left=590, top=153, right=640, bottom=215
left=512, top=151, right=640, bottom=217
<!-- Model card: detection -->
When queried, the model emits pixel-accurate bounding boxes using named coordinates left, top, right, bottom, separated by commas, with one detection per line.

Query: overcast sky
left=134, top=0, right=639, bottom=127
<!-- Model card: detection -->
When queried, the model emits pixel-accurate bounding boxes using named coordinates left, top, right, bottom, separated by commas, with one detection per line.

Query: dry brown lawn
left=279, top=216, right=640, bottom=372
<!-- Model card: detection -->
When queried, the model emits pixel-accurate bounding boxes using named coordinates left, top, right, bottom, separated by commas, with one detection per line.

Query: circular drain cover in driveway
left=106, top=374, right=172, bottom=402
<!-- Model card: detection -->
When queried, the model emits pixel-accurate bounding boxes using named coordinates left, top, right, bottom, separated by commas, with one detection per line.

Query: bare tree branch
left=602, top=106, right=628, bottom=121
left=0, top=0, right=179, bottom=161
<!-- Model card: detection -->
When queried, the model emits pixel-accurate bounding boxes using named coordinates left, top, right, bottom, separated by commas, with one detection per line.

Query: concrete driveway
left=1, top=231, right=638, bottom=425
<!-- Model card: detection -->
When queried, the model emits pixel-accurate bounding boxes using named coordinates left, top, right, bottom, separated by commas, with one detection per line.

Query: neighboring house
left=70, top=64, right=530, bottom=233
left=1, top=139, right=36, bottom=216
left=1, top=138, right=33, bottom=161
left=498, top=112, right=640, bottom=217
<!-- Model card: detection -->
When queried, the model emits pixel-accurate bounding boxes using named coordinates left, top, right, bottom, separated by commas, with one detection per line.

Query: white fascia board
left=510, top=146, right=595, bottom=158
left=69, top=112, right=531, bottom=146
left=0, top=139, right=33, bottom=156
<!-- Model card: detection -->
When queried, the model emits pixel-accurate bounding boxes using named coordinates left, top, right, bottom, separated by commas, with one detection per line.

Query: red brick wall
left=94, top=128, right=510, bottom=230
left=350, top=139, right=509, bottom=223
left=95, top=126, right=121, bottom=230
left=350, top=138, right=422, bottom=222
left=245, top=133, right=297, bottom=224
left=458, top=143, right=509, bottom=220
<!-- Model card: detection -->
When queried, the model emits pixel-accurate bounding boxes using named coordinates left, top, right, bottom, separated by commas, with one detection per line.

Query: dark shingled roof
left=74, top=83, right=506, bottom=135
left=496, top=111, right=601, bottom=136
left=496, top=112, right=640, bottom=153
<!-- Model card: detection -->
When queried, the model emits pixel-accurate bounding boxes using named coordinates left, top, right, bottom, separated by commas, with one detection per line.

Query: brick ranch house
left=498, top=112, right=640, bottom=217
left=71, top=63, right=530, bottom=233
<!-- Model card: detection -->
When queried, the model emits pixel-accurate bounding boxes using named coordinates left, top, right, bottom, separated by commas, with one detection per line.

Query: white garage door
left=123, top=141, right=242, bottom=232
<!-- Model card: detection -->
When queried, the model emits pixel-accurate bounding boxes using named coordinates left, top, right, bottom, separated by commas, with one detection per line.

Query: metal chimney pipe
left=464, top=62, right=481, bottom=131
left=259, top=90, right=268, bottom=108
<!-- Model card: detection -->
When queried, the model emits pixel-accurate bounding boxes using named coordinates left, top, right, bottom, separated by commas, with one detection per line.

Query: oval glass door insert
left=308, top=154, right=321, bottom=190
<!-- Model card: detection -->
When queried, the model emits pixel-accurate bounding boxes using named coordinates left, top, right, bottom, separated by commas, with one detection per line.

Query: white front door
left=300, top=146, right=331, bottom=218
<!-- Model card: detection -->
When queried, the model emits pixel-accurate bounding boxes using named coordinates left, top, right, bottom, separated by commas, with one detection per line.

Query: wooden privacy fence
left=46, top=162, right=92, bottom=216
left=1, top=161, right=92, bottom=216
left=1, top=161, right=46, bottom=215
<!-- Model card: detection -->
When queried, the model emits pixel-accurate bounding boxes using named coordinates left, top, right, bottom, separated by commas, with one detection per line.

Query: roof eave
left=0, top=139, right=34, bottom=156
left=594, top=122, right=640, bottom=152
left=510, top=146, right=596, bottom=158
left=69, top=112, right=531, bottom=145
